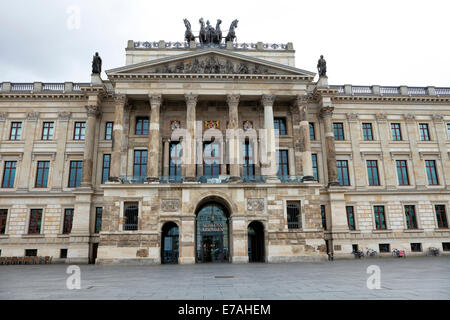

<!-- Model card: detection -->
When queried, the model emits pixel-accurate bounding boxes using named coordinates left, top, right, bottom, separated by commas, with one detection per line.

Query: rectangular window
left=41, top=122, right=54, bottom=140
left=0, top=209, right=7, bottom=234
left=362, top=123, right=374, bottom=141
left=447, top=124, right=450, bottom=139
left=391, top=123, right=402, bottom=141
left=203, top=142, right=221, bottom=178
left=287, top=201, right=301, bottom=229
left=169, top=143, right=182, bottom=181
left=277, top=150, right=289, bottom=181
left=333, top=123, right=344, bottom=140
left=2, top=161, right=17, bottom=188
left=346, top=206, right=356, bottom=230
left=60, top=249, right=68, bottom=259
left=419, top=123, right=430, bottom=141
left=35, top=161, right=50, bottom=188
left=274, top=118, right=287, bottom=136
left=135, top=117, right=149, bottom=135
left=379, top=244, right=390, bottom=253
left=105, top=122, right=113, bottom=140
left=443, top=243, right=450, bottom=251
left=68, top=161, right=83, bottom=188
left=133, top=150, right=147, bottom=180
left=73, top=122, right=86, bottom=140
left=404, top=205, right=418, bottom=229
left=425, top=160, right=439, bottom=185
left=101, top=154, right=111, bottom=184
left=243, top=141, right=255, bottom=179
left=321, top=205, right=327, bottom=230
left=309, top=122, right=315, bottom=140
left=396, top=160, right=409, bottom=185
left=411, top=243, right=422, bottom=252
left=25, top=249, right=38, bottom=257
left=95, top=207, right=102, bottom=234
left=124, top=202, right=139, bottom=231
left=374, top=206, right=387, bottom=230
left=367, top=160, right=380, bottom=186
left=63, top=208, right=74, bottom=234
left=312, top=153, right=319, bottom=181
left=28, top=209, right=42, bottom=234
left=336, top=160, right=350, bottom=186
left=435, top=205, right=448, bottom=229
left=10, top=122, right=22, bottom=140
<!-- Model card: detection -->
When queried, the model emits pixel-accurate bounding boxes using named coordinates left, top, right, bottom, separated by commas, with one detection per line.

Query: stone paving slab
left=0, top=257, right=449, bottom=300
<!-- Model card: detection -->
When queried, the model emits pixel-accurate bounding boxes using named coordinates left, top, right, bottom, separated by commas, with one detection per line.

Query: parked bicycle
left=392, top=248, right=406, bottom=258
left=366, top=248, right=378, bottom=257
left=352, top=250, right=365, bottom=259
left=427, top=247, right=440, bottom=256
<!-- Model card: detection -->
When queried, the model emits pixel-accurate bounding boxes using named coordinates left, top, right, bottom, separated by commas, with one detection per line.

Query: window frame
left=435, top=205, right=448, bottom=229
left=73, top=122, right=86, bottom=141
left=101, top=154, right=111, bottom=184
left=135, top=117, right=149, bottom=135
left=10, top=122, right=22, bottom=141
left=404, top=205, right=418, bottom=229
left=276, top=149, right=290, bottom=181
left=366, top=160, right=380, bottom=186
left=35, top=161, right=50, bottom=188
left=336, top=160, right=350, bottom=186
left=396, top=160, right=410, bottom=186
left=28, top=209, right=43, bottom=235
left=68, top=160, right=83, bottom=188
left=346, top=206, right=356, bottom=231
left=362, top=123, right=374, bottom=141
left=0, top=209, right=8, bottom=235
left=391, top=123, right=402, bottom=141
left=133, top=150, right=148, bottom=179
left=374, top=205, right=387, bottom=230
left=169, top=142, right=183, bottom=181
left=425, top=160, right=439, bottom=185
left=123, top=202, right=139, bottom=231
left=333, top=122, right=345, bottom=141
left=274, top=117, right=287, bottom=136
left=419, top=123, right=431, bottom=141
left=321, top=205, right=327, bottom=230
left=312, top=153, right=319, bottom=182
left=62, top=208, right=74, bottom=234
left=309, top=122, right=315, bottom=140
left=95, top=207, right=103, bottom=234
left=286, top=201, right=301, bottom=229
left=243, top=140, right=255, bottom=179
left=2, top=161, right=17, bottom=188
left=105, top=122, right=114, bottom=140
left=41, top=122, right=54, bottom=140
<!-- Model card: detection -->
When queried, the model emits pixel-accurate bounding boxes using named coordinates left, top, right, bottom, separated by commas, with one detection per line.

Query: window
left=0, top=209, right=7, bottom=234
left=312, top=154, right=319, bottom=181
left=277, top=150, right=289, bottom=181
left=42, top=122, right=54, bottom=140
left=135, top=117, right=149, bottom=135
left=287, top=201, right=301, bottom=229
left=25, top=249, right=38, bottom=257
left=362, top=123, right=374, bottom=141
left=425, top=160, right=439, bottom=185
left=10, top=122, right=22, bottom=140
left=274, top=118, right=287, bottom=136
left=28, top=209, right=42, bottom=234
left=443, top=243, right=450, bottom=251
left=337, top=160, right=350, bottom=186
left=346, top=206, right=356, bottom=230
left=101, top=154, right=111, bottom=184
left=63, top=208, right=74, bottom=234
left=2, top=161, right=17, bottom=188
left=447, top=124, right=450, bottom=139
left=243, top=141, right=255, bottom=179
left=133, top=150, right=147, bottom=180
left=391, top=123, right=402, bottom=141
left=105, top=122, right=113, bottom=140
left=374, top=206, right=387, bottom=230
left=321, top=205, right=327, bottom=230
left=396, top=160, right=409, bottom=185
left=367, top=160, right=380, bottom=186
left=73, top=122, right=86, bottom=140
left=169, top=143, right=182, bottom=181
left=35, top=161, right=50, bottom=188
left=203, top=142, right=221, bottom=178
left=410, top=243, right=422, bottom=252
left=379, top=244, right=390, bottom=253
left=333, top=123, right=344, bottom=140
left=124, top=202, right=139, bottom=231
left=419, top=123, right=430, bottom=141
left=309, top=122, right=315, bottom=140
left=435, top=205, right=448, bottom=229
left=68, top=161, right=83, bottom=188
left=404, top=205, right=418, bottom=229
left=95, top=207, right=102, bottom=234
left=60, top=249, right=68, bottom=259
left=352, top=244, right=359, bottom=252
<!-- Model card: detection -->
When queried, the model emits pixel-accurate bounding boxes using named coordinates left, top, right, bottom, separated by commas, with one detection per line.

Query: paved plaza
left=0, top=257, right=449, bottom=300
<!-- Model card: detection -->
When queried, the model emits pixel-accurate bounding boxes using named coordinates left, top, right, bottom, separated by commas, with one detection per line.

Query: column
left=296, top=96, right=314, bottom=181
left=227, top=94, right=241, bottom=181
left=320, top=106, right=340, bottom=186
left=433, top=114, right=450, bottom=186
left=261, top=94, right=279, bottom=182
left=81, top=105, right=100, bottom=188
left=163, top=138, right=170, bottom=177
left=51, top=112, right=71, bottom=191
left=376, top=113, right=397, bottom=189
left=147, top=94, right=162, bottom=182
left=185, top=94, right=198, bottom=182
left=109, top=94, right=127, bottom=182
left=16, top=112, right=39, bottom=191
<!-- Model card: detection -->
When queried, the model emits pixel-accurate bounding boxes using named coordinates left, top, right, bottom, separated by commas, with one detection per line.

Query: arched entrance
left=161, top=222, right=179, bottom=264
left=196, top=202, right=230, bottom=263
left=248, top=221, right=265, bottom=263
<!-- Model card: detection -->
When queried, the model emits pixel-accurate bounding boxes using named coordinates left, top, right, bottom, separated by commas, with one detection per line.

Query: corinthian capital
left=149, top=94, right=162, bottom=106
left=185, top=93, right=198, bottom=106
left=114, top=94, right=127, bottom=105
left=319, top=106, right=334, bottom=118
left=261, top=94, right=275, bottom=106
left=86, top=105, right=100, bottom=117
left=293, top=94, right=308, bottom=107
left=227, top=94, right=240, bottom=106
left=27, top=112, right=40, bottom=121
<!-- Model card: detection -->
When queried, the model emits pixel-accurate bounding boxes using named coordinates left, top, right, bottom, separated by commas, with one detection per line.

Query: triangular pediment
left=106, top=49, right=315, bottom=78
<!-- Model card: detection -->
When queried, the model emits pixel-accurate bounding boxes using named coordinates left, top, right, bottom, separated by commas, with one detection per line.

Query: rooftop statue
left=317, top=55, right=327, bottom=77
left=184, top=18, right=237, bottom=45
left=92, top=52, right=102, bottom=74
left=225, top=19, right=238, bottom=43
left=183, top=19, right=195, bottom=42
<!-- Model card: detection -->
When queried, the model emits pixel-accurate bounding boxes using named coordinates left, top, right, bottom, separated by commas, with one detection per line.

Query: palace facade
left=0, top=38, right=449, bottom=264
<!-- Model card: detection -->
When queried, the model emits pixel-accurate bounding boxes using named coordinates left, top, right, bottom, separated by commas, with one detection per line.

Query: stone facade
left=0, top=39, right=449, bottom=264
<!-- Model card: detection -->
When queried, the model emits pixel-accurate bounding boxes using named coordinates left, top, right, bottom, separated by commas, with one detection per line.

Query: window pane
left=95, top=207, right=103, bottom=233
left=337, top=160, right=349, bottom=186
left=396, top=160, right=409, bottom=185
left=367, top=160, right=380, bottom=186
left=0, top=209, right=8, bottom=234
left=102, top=154, right=111, bottom=184
left=333, top=123, right=344, bottom=140
left=435, top=205, right=448, bottom=229
left=346, top=206, right=355, bottom=230
left=63, top=209, right=74, bottom=234
left=2, top=161, right=17, bottom=188
left=362, top=123, right=373, bottom=141
left=28, top=209, right=42, bottom=234
left=312, top=154, right=318, bottom=181
left=374, top=206, right=386, bottom=230
left=405, top=205, right=418, bottom=229
left=287, top=201, right=301, bottom=229
left=35, top=161, right=50, bottom=188
left=309, top=123, right=315, bottom=140
left=321, top=205, right=327, bottom=230
left=419, top=123, right=430, bottom=141
left=277, top=150, right=289, bottom=180
left=391, top=123, right=402, bottom=141
left=425, top=160, right=439, bottom=185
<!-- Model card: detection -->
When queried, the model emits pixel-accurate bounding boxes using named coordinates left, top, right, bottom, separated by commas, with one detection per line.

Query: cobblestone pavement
left=0, top=257, right=449, bottom=300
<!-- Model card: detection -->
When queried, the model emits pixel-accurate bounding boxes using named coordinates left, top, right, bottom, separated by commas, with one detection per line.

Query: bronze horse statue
left=183, top=19, right=195, bottom=42
left=214, top=19, right=222, bottom=44
left=225, top=19, right=238, bottom=43
left=199, top=18, right=207, bottom=45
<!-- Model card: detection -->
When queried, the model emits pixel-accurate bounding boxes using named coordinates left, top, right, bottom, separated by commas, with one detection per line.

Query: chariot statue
left=183, top=19, right=195, bottom=42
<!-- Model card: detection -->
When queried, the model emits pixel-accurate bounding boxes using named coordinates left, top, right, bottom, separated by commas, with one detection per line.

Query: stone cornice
left=108, top=73, right=311, bottom=82
left=332, top=94, right=450, bottom=104
left=0, top=93, right=86, bottom=101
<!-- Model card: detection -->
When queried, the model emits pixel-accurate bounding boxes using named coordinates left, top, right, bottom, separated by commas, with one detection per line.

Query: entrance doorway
left=161, top=222, right=179, bottom=264
left=196, top=203, right=230, bottom=263
left=248, top=221, right=265, bottom=262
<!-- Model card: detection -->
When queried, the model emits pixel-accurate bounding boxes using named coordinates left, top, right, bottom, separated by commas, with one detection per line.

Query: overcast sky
left=1, top=0, right=449, bottom=86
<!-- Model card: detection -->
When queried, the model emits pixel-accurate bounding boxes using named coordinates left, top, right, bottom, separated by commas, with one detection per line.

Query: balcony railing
left=331, top=85, right=450, bottom=96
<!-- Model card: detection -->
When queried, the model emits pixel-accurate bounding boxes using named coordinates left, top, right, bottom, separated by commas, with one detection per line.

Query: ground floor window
left=124, top=202, right=138, bottom=231
left=379, top=243, right=390, bottom=253
left=95, top=207, right=102, bottom=233
left=0, top=209, right=7, bottom=234
left=346, top=206, right=356, bottom=230
left=60, top=249, right=68, bottom=258
left=442, top=243, right=450, bottom=251
left=321, top=205, right=327, bottom=230
left=63, top=208, right=74, bottom=234
left=25, top=249, right=37, bottom=257
left=410, top=243, right=422, bottom=252
left=287, top=201, right=301, bottom=229
left=162, top=222, right=179, bottom=264
left=28, top=209, right=42, bottom=234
